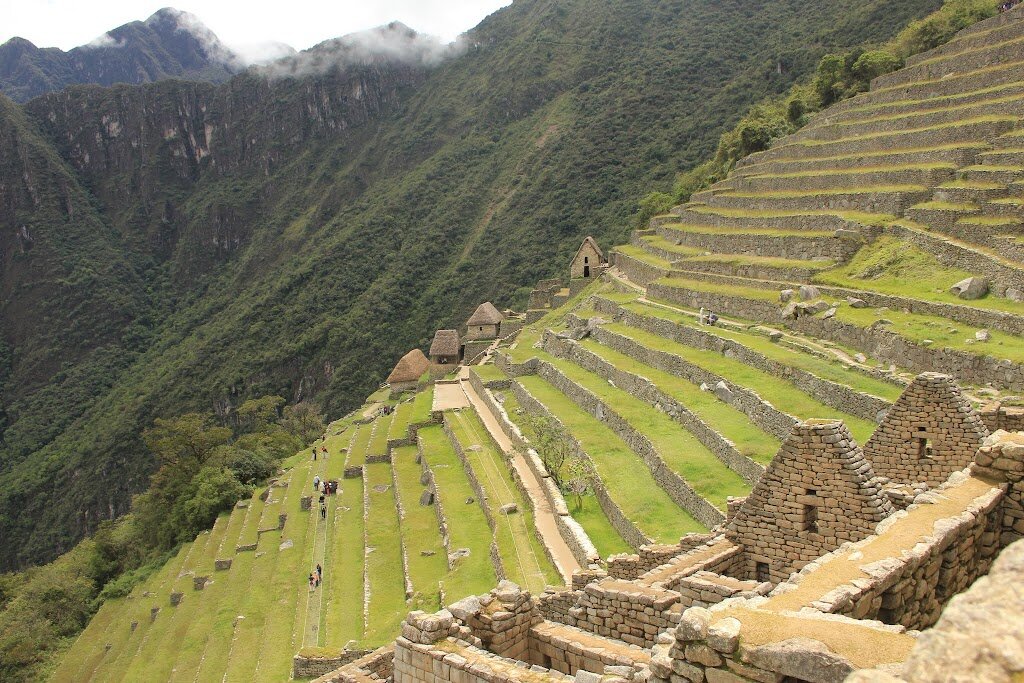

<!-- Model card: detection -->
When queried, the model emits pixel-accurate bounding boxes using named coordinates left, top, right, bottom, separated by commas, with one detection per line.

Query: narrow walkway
left=459, top=377, right=581, bottom=584
left=303, top=457, right=329, bottom=647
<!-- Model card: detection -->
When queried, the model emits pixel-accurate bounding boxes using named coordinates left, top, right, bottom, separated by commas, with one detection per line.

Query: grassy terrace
left=388, top=400, right=415, bottom=441
left=617, top=300, right=903, bottom=402
left=448, top=409, right=560, bottom=593
left=363, top=459, right=408, bottom=645
left=410, top=386, right=435, bottom=425
left=815, top=237, right=1024, bottom=316
left=392, top=444, right=447, bottom=612
left=660, top=222, right=834, bottom=238
left=517, top=374, right=706, bottom=543
left=470, top=363, right=509, bottom=384
left=685, top=205, right=896, bottom=227
left=495, top=389, right=631, bottom=558
left=600, top=321, right=878, bottom=443
left=348, top=422, right=373, bottom=466
left=531, top=346, right=750, bottom=508
left=614, top=244, right=673, bottom=269
left=641, top=234, right=702, bottom=256
left=577, top=338, right=780, bottom=465
left=717, top=184, right=928, bottom=198
left=681, top=252, right=835, bottom=271
left=652, top=275, right=780, bottom=302
left=785, top=115, right=1019, bottom=148
left=322, top=457, right=365, bottom=647
left=368, top=412, right=395, bottom=457
left=418, top=425, right=497, bottom=597
left=746, top=163, right=955, bottom=178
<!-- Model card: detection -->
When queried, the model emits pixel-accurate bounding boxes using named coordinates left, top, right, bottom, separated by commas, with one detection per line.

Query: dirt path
left=433, top=381, right=471, bottom=411
left=459, top=378, right=581, bottom=584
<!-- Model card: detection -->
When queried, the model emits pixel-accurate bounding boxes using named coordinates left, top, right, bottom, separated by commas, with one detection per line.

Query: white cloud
left=2, top=0, right=512, bottom=52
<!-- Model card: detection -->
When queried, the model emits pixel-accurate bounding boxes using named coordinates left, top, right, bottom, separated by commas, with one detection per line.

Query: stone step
left=732, top=167, right=954, bottom=195
left=981, top=197, right=1024, bottom=217
left=757, top=118, right=1017, bottom=164
left=872, top=34, right=1024, bottom=91
left=959, top=165, right=1024, bottom=185
left=734, top=145, right=983, bottom=178
left=702, top=187, right=930, bottom=215
left=933, top=183, right=1009, bottom=205
left=861, top=60, right=1024, bottom=107
left=977, top=147, right=1024, bottom=165
left=673, top=257, right=830, bottom=283
left=792, top=93, right=1024, bottom=144
left=904, top=202, right=981, bottom=231
left=669, top=207, right=859, bottom=232
left=906, top=9, right=1024, bottom=67
left=656, top=224, right=858, bottom=262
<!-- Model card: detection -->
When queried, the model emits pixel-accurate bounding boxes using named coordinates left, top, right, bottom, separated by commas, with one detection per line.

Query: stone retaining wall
left=543, top=328, right=763, bottom=485
left=586, top=322, right=797, bottom=441
left=312, top=645, right=395, bottom=683
left=293, top=648, right=373, bottom=679
left=511, top=380, right=652, bottom=550
left=610, top=250, right=670, bottom=287
left=978, top=402, right=1024, bottom=433
left=657, top=225, right=852, bottom=261
left=416, top=438, right=453, bottom=569
left=533, top=357, right=724, bottom=529
left=590, top=297, right=893, bottom=422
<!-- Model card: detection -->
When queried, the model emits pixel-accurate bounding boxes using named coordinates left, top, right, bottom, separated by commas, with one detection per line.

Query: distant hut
left=464, top=302, right=504, bottom=341
left=386, top=349, right=430, bottom=392
left=429, top=329, right=461, bottom=365
left=570, top=236, right=605, bottom=279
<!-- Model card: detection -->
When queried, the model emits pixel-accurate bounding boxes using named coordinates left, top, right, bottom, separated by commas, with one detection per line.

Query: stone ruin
left=314, top=373, right=1024, bottom=683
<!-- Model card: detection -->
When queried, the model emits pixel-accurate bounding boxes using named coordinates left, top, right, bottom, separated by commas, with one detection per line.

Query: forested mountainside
left=0, top=8, right=239, bottom=103
left=0, top=0, right=941, bottom=570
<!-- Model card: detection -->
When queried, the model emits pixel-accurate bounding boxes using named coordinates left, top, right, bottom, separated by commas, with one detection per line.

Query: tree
left=143, top=413, right=232, bottom=472
left=235, top=395, right=285, bottom=434
left=282, top=402, right=325, bottom=444
left=563, top=453, right=594, bottom=512
left=524, top=414, right=574, bottom=487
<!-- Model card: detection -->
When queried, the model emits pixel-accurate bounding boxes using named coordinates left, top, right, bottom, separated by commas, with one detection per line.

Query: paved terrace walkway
left=459, top=370, right=581, bottom=584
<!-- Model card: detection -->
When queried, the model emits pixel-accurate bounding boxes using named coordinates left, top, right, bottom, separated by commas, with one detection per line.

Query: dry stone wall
left=294, top=648, right=374, bottom=679
left=533, top=357, right=724, bottom=529
left=545, top=328, right=763, bottom=485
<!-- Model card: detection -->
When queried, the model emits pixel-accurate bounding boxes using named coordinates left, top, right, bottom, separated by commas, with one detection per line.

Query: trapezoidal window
left=914, top=426, right=934, bottom=460
left=755, top=562, right=770, bottom=583
left=802, top=488, right=819, bottom=533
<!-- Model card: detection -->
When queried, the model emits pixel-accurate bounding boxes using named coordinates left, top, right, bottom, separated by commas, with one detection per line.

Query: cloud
left=232, top=41, right=297, bottom=66
left=83, top=32, right=125, bottom=49
left=255, top=21, right=466, bottom=78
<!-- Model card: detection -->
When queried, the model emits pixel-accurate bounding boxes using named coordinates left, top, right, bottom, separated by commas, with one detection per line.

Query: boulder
left=781, top=302, right=801, bottom=320
left=805, top=300, right=830, bottom=315
left=743, top=637, right=854, bottom=683
left=854, top=353, right=867, bottom=364
left=822, top=307, right=837, bottom=319
left=976, top=329, right=991, bottom=342
left=846, top=297, right=868, bottom=308
left=950, top=277, right=989, bottom=300
left=419, top=489, right=435, bottom=506
left=499, top=503, right=519, bottom=515
left=713, top=381, right=734, bottom=403
left=780, top=289, right=795, bottom=303
left=798, top=284, right=820, bottom=301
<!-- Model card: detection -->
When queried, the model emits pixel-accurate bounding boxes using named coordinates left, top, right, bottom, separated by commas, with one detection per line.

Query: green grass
left=348, top=423, right=373, bottom=466
left=814, top=237, right=1024, bottom=316
left=834, top=92, right=1024, bottom=127
left=387, top=400, right=415, bottom=441
left=470, top=364, right=509, bottom=384
left=517, top=375, right=706, bottom=543
left=719, top=184, right=928, bottom=198
left=367, top=413, right=395, bottom=458
left=910, top=200, right=978, bottom=211
left=363, top=461, right=409, bottom=645
left=747, top=162, right=954, bottom=178
left=832, top=305, right=1024, bottom=364
left=417, top=425, right=497, bottom=597
left=322, top=471, right=365, bottom=647
left=617, top=299, right=903, bottom=402
left=410, top=386, right=435, bottom=425
left=790, top=114, right=1018, bottom=147
left=681, top=252, right=834, bottom=271
left=392, top=445, right=447, bottom=612
left=601, top=322, right=878, bottom=443
left=957, top=214, right=1022, bottom=225
left=613, top=244, right=673, bottom=269
left=662, top=222, right=833, bottom=238
left=577, top=338, right=780, bottom=464
left=447, top=409, right=560, bottom=592
left=652, top=276, right=781, bottom=302
left=532, top=351, right=751, bottom=508
left=496, top=389, right=630, bottom=559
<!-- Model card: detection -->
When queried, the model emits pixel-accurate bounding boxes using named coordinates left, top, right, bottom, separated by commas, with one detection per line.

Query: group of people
left=698, top=307, right=719, bottom=326
left=311, top=445, right=329, bottom=460
left=309, top=563, right=323, bottom=590
left=1000, top=0, right=1020, bottom=12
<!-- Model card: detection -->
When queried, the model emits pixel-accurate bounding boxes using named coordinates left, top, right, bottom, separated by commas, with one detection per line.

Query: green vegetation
left=517, top=375, right=706, bottom=543
left=362, top=461, right=408, bottom=645
left=417, top=426, right=497, bottom=596
left=470, top=364, right=509, bottom=384
left=448, top=410, right=560, bottom=591
left=392, top=445, right=447, bottom=612
left=815, top=237, right=1024, bottom=315
left=410, top=387, right=436, bottom=426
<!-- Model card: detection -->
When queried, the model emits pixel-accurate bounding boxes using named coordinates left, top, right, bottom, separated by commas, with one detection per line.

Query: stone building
left=464, top=302, right=504, bottom=341
left=316, top=374, right=1024, bottom=683
left=429, top=329, right=461, bottom=365
left=386, top=349, right=430, bottom=392
left=570, top=236, right=605, bottom=279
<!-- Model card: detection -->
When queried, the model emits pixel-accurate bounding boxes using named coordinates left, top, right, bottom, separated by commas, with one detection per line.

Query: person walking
left=313, top=475, right=320, bottom=492
left=312, top=447, right=317, bottom=461
left=320, top=503, right=327, bottom=520
left=309, top=573, right=316, bottom=590
left=316, top=563, right=323, bottom=581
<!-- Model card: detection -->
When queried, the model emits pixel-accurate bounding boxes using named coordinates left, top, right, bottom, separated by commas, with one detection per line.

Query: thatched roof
left=429, top=329, right=460, bottom=357
left=572, top=236, right=604, bottom=262
left=466, top=301, right=504, bottom=326
left=387, top=348, right=430, bottom=384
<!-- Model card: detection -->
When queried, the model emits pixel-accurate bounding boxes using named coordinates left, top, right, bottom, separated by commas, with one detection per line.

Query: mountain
left=0, top=0, right=942, bottom=571
left=0, top=8, right=240, bottom=102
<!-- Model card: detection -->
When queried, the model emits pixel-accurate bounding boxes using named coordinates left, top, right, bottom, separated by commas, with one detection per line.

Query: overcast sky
left=3, top=1, right=513, bottom=51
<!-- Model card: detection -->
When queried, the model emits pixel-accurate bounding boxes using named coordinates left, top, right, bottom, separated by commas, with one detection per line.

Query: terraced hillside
left=52, top=383, right=562, bottom=681
left=612, top=6, right=1024, bottom=398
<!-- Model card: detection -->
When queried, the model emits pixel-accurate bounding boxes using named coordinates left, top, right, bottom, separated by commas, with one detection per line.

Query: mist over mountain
left=0, top=8, right=242, bottom=102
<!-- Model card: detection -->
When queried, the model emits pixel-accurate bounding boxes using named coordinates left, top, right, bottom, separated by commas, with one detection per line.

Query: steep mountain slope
left=0, top=8, right=239, bottom=102
left=0, top=0, right=941, bottom=570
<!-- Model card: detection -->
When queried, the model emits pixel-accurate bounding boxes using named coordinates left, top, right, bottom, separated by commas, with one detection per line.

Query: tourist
left=313, top=475, right=320, bottom=492
left=320, top=503, right=327, bottom=519
left=699, top=307, right=706, bottom=325
left=312, top=447, right=317, bottom=461
left=316, top=563, right=323, bottom=580
left=708, top=311, right=718, bottom=326
left=308, top=573, right=315, bottom=590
